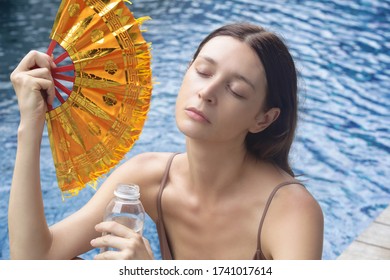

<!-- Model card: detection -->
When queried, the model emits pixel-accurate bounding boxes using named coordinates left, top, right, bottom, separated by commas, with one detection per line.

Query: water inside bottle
left=105, top=212, right=144, bottom=234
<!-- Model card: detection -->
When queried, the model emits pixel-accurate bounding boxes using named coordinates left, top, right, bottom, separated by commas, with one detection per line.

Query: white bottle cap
left=114, top=184, right=140, bottom=200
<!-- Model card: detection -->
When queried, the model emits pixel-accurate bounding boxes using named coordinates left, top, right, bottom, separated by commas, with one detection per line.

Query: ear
left=249, top=107, right=280, bottom=134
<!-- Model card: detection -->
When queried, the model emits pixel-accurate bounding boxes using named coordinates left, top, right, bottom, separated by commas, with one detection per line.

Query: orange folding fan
left=46, top=0, right=152, bottom=197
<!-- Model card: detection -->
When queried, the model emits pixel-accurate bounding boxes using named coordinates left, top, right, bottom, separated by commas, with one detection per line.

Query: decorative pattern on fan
left=46, top=0, right=152, bottom=198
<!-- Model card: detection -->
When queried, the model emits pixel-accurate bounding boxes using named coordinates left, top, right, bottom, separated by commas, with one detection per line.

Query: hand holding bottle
left=91, top=184, right=154, bottom=260
left=92, top=221, right=153, bottom=260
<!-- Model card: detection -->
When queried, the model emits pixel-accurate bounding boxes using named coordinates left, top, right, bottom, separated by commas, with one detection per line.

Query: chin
left=176, top=120, right=209, bottom=141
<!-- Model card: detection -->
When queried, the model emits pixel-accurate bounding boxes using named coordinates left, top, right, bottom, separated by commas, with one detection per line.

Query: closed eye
left=227, top=84, right=244, bottom=99
left=195, top=68, right=212, bottom=77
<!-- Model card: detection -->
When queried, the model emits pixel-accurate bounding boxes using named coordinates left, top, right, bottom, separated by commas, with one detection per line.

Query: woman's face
left=175, top=36, right=269, bottom=143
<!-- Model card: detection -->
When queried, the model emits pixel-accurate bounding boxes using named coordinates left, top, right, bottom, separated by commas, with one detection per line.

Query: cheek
left=176, top=72, right=196, bottom=104
left=175, top=75, right=191, bottom=117
left=175, top=84, right=187, bottom=111
left=222, top=101, right=261, bottom=128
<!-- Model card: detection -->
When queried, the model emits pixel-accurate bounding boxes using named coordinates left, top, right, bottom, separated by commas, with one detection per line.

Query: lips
left=185, top=107, right=211, bottom=123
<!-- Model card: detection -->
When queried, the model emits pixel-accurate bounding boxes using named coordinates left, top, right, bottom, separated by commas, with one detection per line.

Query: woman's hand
left=91, top=221, right=154, bottom=260
left=10, top=50, right=56, bottom=128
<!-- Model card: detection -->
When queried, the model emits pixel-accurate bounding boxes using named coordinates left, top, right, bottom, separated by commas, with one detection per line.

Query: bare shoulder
left=114, top=152, right=175, bottom=183
left=262, top=183, right=324, bottom=260
left=114, top=152, right=178, bottom=213
left=86, top=152, right=178, bottom=221
left=275, top=183, right=323, bottom=218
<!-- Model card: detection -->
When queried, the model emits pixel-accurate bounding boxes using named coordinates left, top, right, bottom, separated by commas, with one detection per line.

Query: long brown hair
left=192, top=23, right=298, bottom=176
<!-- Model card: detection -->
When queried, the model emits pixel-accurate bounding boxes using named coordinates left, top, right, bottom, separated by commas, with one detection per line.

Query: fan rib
left=54, top=79, right=72, bottom=96
left=53, top=64, right=75, bottom=73
left=54, top=51, right=70, bottom=65
left=53, top=73, right=75, bottom=83
left=47, top=40, right=56, bottom=56
left=54, top=88, right=66, bottom=103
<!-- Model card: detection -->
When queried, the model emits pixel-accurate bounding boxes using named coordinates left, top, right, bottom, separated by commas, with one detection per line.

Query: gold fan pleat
left=46, top=0, right=152, bottom=197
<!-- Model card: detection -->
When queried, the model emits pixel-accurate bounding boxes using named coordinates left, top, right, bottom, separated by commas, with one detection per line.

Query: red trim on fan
left=54, top=88, right=66, bottom=103
left=54, top=79, right=72, bottom=96
left=53, top=73, right=75, bottom=82
left=54, top=51, right=70, bottom=64
left=53, top=64, right=75, bottom=73
left=47, top=40, right=56, bottom=56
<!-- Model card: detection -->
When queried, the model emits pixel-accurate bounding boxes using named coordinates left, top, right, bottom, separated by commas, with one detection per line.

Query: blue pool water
left=0, top=0, right=389, bottom=260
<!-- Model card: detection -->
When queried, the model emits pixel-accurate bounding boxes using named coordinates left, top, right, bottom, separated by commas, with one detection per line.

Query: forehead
left=197, top=36, right=266, bottom=79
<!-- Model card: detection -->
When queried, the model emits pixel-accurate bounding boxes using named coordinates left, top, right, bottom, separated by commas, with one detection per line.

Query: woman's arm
left=8, top=51, right=56, bottom=259
left=8, top=50, right=167, bottom=259
left=46, top=152, right=165, bottom=260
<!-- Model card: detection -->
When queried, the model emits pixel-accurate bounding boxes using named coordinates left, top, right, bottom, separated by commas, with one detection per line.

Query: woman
left=9, top=23, right=323, bottom=260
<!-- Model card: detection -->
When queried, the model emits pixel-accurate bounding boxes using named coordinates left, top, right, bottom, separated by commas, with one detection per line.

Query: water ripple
left=1, top=0, right=389, bottom=260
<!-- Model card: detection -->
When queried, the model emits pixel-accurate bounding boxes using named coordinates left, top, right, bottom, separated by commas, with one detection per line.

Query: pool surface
left=0, top=0, right=389, bottom=260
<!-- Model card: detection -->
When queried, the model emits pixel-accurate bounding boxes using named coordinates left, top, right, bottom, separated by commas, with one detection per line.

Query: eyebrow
left=198, top=55, right=256, bottom=92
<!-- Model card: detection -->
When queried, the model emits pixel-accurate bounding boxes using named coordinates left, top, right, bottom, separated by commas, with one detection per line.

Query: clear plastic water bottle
left=100, top=184, right=145, bottom=252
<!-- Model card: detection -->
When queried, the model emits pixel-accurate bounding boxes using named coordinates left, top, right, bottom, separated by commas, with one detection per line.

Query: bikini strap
left=157, top=153, right=180, bottom=218
left=255, top=181, right=305, bottom=259
left=156, top=152, right=180, bottom=260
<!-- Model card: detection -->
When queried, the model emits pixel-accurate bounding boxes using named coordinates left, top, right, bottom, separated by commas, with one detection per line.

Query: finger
left=143, top=237, right=154, bottom=258
left=33, top=77, right=54, bottom=93
left=91, top=234, right=114, bottom=249
left=14, top=50, right=56, bottom=73
left=94, top=250, right=123, bottom=260
left=26, top=67, right=54, bottom=81
left=95, top=221, right=139, bottom=238
left=25, top=68, right=55, bottom=104
left=92, top=235, right=150, bottom=260
left=33, top=78, right=55, bottom=105
left=91, top=233, right=140, bottom=252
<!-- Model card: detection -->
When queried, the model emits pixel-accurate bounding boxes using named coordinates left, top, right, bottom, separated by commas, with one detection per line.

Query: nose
left=198, top=80, right=218, bottom=104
